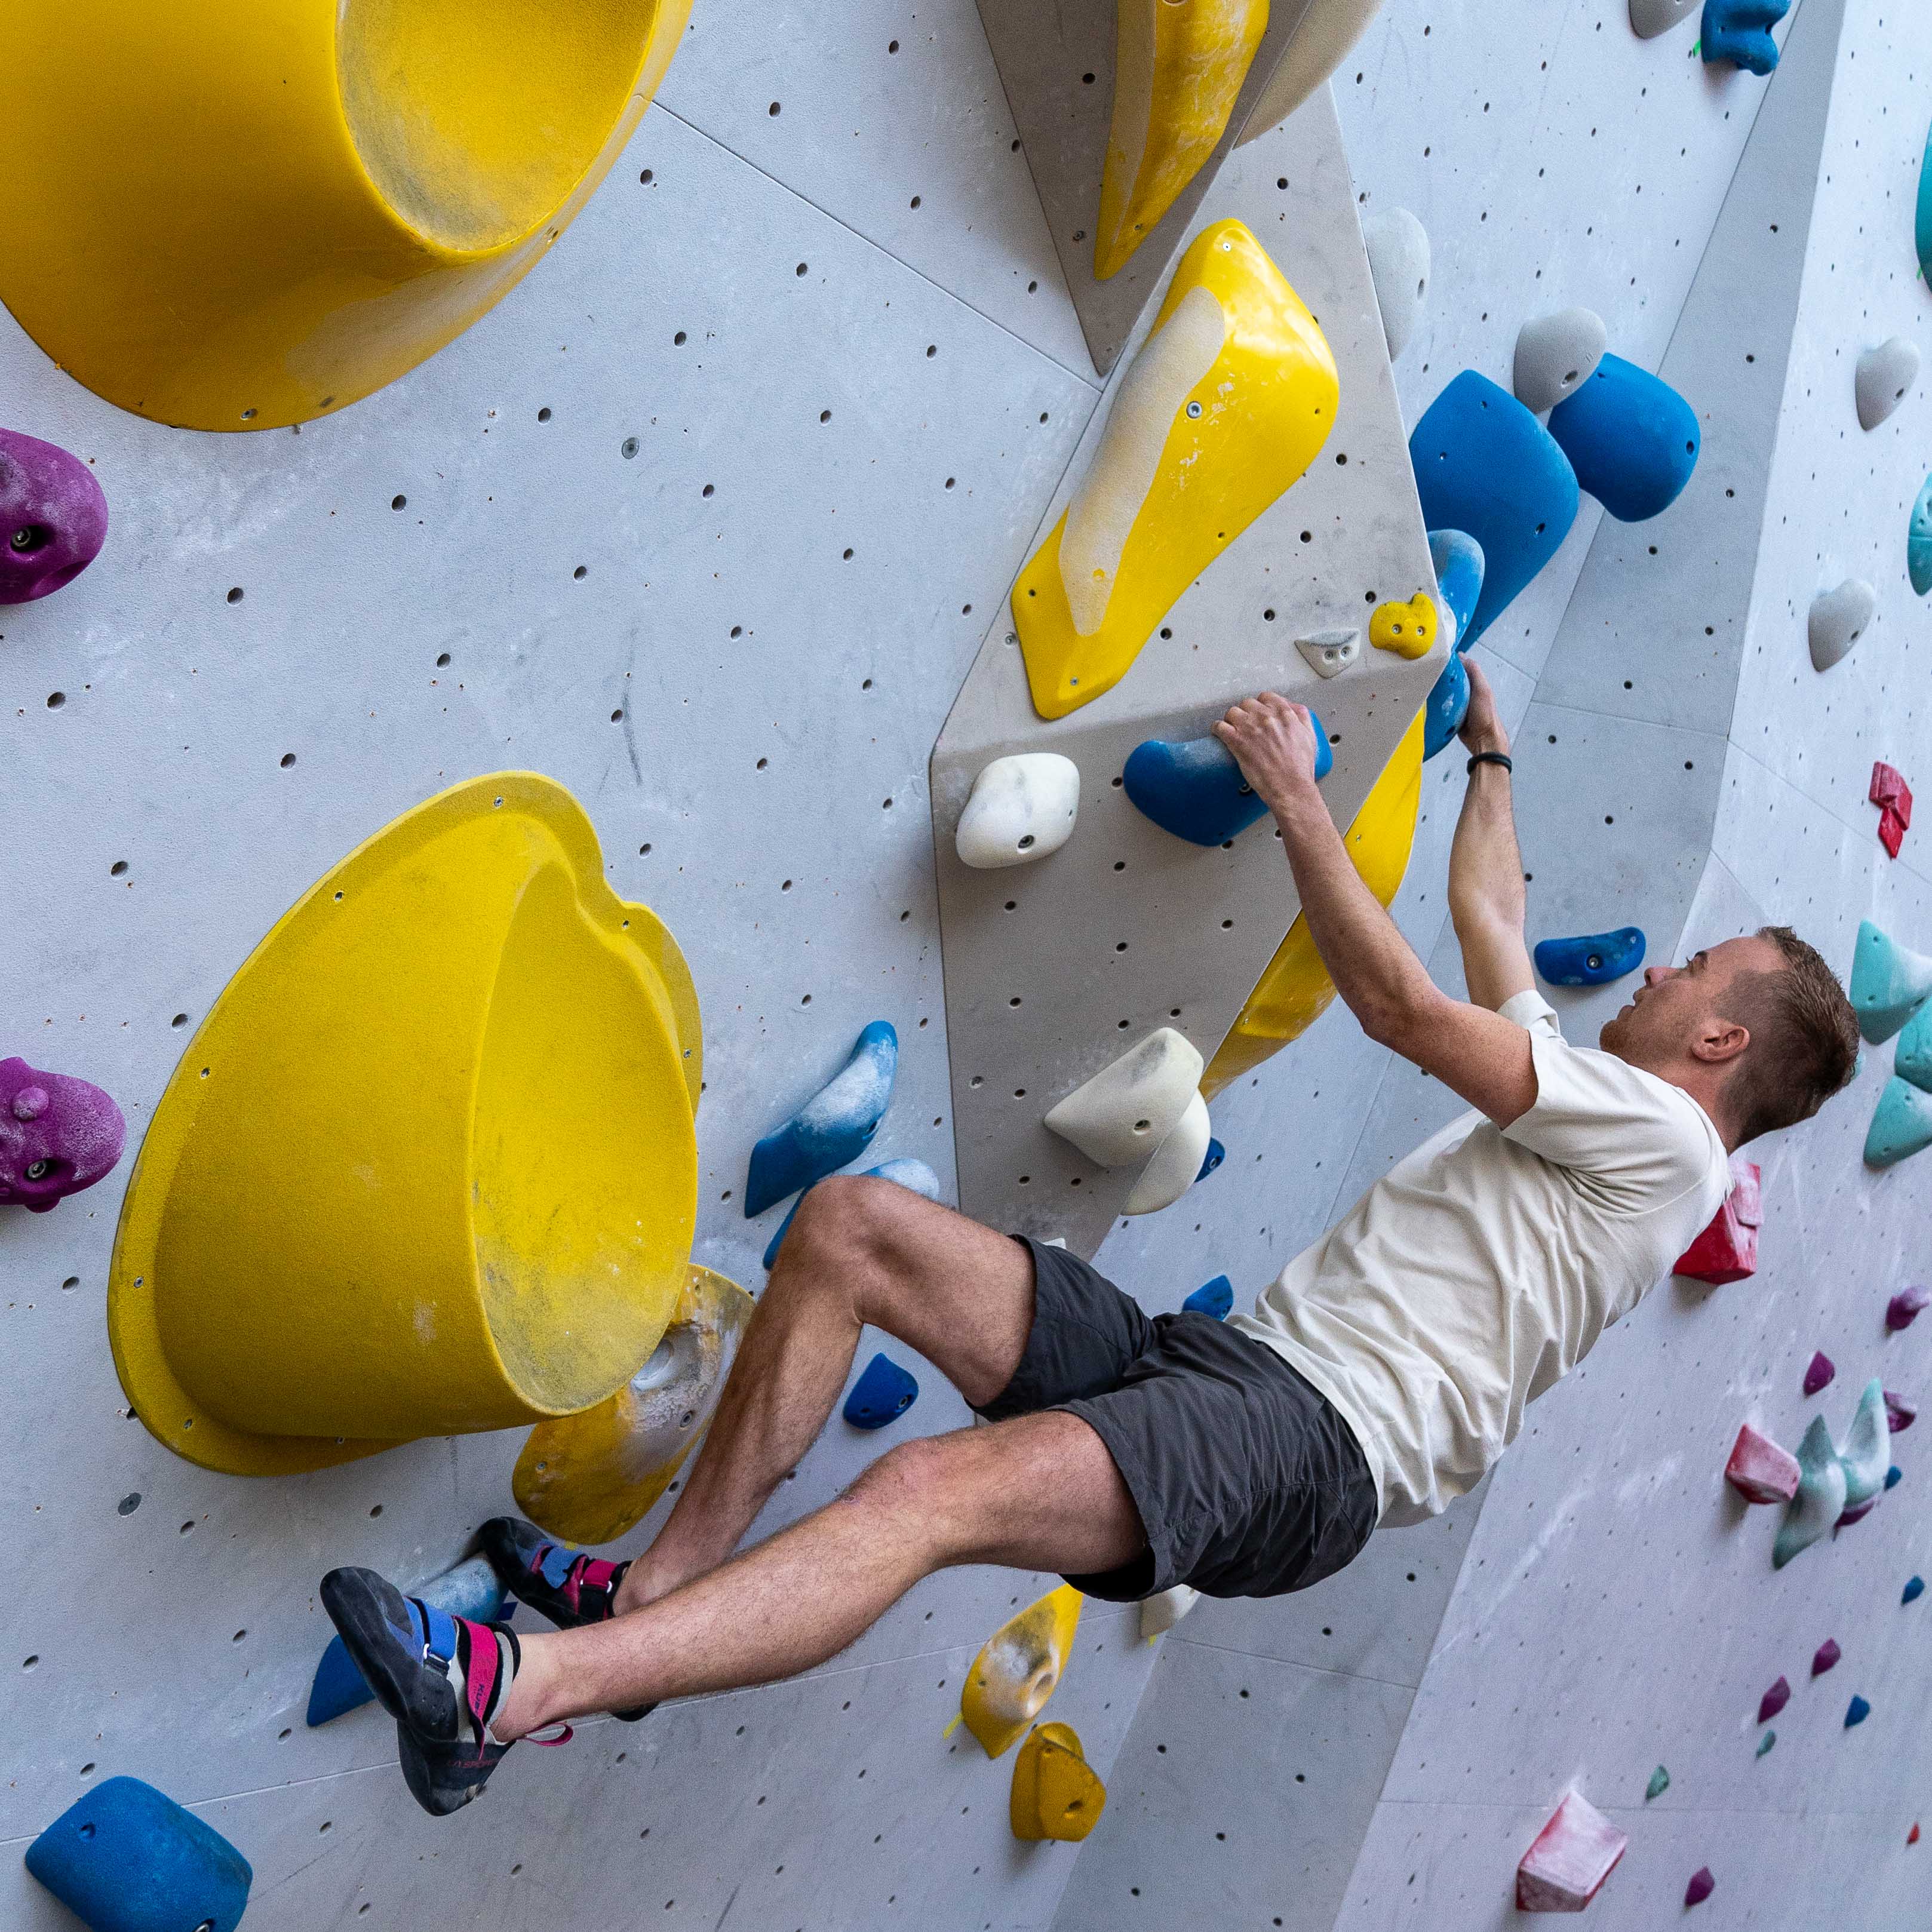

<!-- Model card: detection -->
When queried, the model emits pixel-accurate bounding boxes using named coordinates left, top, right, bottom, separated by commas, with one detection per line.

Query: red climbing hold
left=1910, top=1822, right=1921, bottom=1845
left=1673, top=1156, right=1761, bottom=1283
left=1757, top=1676, right=1790, bottom=1724
left=1872, top=763, right=1913, bottom=858
left=1725, top=1423, right=1801, bottom=1503
left=1516, top=1791, right=1627, bottom=1912
left=1684, top=1867, right=1715, bottom=1908
left=1812, top=1638, right=1841, bottom=1676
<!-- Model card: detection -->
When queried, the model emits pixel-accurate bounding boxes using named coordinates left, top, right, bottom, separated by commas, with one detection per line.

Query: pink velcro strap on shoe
left=527, top=1723, right=574, bottom=1747
left=462, top=1621, right=500, bottom=1734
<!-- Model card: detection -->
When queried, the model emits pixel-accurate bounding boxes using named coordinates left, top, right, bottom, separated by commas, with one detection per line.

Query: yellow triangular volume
left=961, top=1584, right=1085, bottom=1757
left=1010, top=1722, right=1108, bottom=1842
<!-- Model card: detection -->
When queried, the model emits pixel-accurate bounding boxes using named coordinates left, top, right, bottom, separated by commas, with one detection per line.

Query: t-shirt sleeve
left=1497, top=988, right=1562, bottom=1040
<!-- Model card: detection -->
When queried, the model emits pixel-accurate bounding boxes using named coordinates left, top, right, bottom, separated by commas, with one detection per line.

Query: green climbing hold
left=1645, top=1765, right=1670, bottom=1801
left=1756, top=1730, right=1776, bottom=1758
left=1773, top=1414, right=1847, bottom=1568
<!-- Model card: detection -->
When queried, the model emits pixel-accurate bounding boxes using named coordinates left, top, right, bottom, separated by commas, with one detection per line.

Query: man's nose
left=1642, top=966, right=1672, bottom=987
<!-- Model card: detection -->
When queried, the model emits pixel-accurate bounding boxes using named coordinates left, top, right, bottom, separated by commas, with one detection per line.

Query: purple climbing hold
left=1888, top=1285, right=1931, bottom=1331
left=1886, top=1390, right=1916, bottom=1432
left=1812, top=1639, right=1841, bottom=1677
left=1803, top=1351, right=1836, bottom=1396
left=1757, top=1676, right=1790, bottom=1724
left=0, top=428, right=108, bottom=604
left=0, top=1058, right=125, bottom=1212
left=1845, top=1694, right=1871, bottom=1728
left=1684, top=1867, right=1716, bottom=1908
left=1838, top=1498, right=1877, bottom=1528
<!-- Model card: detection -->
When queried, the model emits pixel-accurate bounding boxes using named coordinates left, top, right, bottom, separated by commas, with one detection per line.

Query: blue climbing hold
left=1546, top=354, right=1700, bottom=523
left=1887, top=1465, right=1904, bottom=1491
left=1917, top=121, right=1932, bottom=287
left=843, top=1352, right=919, bottom=1429
left=1905, top=1575, right=1925, bottom=1604
left=26, top=1777, right=252, bottom=1932
left=761, top=1155, right=941, bottom=1271
left=1423, top=649, right=1471, bottom=761
left=1700, top=0, right=1788, bottom=73
left=1845, top=1695, right=1872, bottom=1728
left=1850, top=920, right=1932, bottom=1043
left=1534, top=927, right=1647, bottom=988
left=1196, top=1138, right=1225, bottom=1182
left=1866, top=1078, right=1932, bottom=1169
left=746, top=1021, right=898, bottom=1218
left=1123, top=718, right=1329, bottom=847
left=1897, top=1003, right=1932, bottom=1092
left=1428, top=529, right=1485, bottom=649
left=1411, top=372, right=1578, bottom=649
left=1910, top=475, right=1932, bottom=597
left=1183, top=1274, right=1234, bottom=1322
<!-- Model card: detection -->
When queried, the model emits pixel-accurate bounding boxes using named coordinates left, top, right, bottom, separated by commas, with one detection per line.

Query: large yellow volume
left=961, top=1584, right=1085, bottom=1758
left=1202, top=709, right=1424, bottom=1098
left=0, top=0, right=690, bottom=430
left=1010, top=1723, right=1108, bottom=1842
left=1095, top=0, right=1270, bottom=281
left=108, top=774, right=701, bottom=1477
left=1012, top=220, right=1338, bottom=720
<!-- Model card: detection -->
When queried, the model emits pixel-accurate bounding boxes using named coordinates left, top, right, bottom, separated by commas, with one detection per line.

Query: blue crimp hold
left=1867, top=1077, right=1932, bottom=1169
left=1849, top=920, right=1932, bottom=1044
left=1123, top=718, right=1329, bottom=848
left=1423, top=649, right=1470, bottom=762
left=1845, top=1694, right=1872, bottom=1728
left=1196, top=1138, right=1225, bottom=1183
left=1427, top=529, right=1485, bottom=650
left=1911, top=475, right=1932, bottom=598
left=1546, top=354, right=1700, bottom=523
left=1411, top=372, right=1579, bottom=647
left=26, top=1777, right=253, bottom=1932
left=1183, top=1275, right=1234, bottom=1322
left=761, top=1155, right=942, bottom=1270
left=1904, top=1575, right=1925, bottom=1604
left=1887, top=1465, right=1903, bottom=1491
left=1534, top=927, right=1647, bottom=988
left=1700, top=0, right=1788, bottom=74
left=843, top=1352, right=919, bottom=1430
left=745, top=1021, right=898, bottom=1218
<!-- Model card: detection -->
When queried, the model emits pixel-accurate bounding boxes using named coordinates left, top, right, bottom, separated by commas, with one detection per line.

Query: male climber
left=322, top=661, right=1860, bottom=1815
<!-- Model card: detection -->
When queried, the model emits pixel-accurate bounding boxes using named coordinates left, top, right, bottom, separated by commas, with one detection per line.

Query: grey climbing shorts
left=973, top=1236, right=1377, bottom=1602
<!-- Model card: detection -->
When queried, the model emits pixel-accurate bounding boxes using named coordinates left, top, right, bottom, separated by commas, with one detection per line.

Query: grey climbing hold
left=1808, top=580, right=1875, bottom=672
left=1360, top=208, right=1429, bottom=361
left=1139, top=1584, right=1200, bottom=1639
left=1295, top=628, right=1360, bottom=678
left=1773, top=1415, right=1847, bottom=1568
left=1645, top=1765, right=1670, bottom=1801
left=1857, top=338, right=1919, bottom=431
left=1630, top=0, right=1698, bottom=35
left=1045, top=1028, right=1203, bottom=1168
left=1513, top=309, right=1608, bottom=416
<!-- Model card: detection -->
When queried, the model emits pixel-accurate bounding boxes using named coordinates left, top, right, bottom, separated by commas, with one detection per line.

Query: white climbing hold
left=1123, top=1091, right=1211, bottom=1215
left=1512, top=308, right=1608, bottom=416
left=1856, top=337, right=1919, bottom=431
left=1359, top=208, right=1429, bottom=361
left=1629, top=0, right=1698, bottom=37
left=1295, top=627, right=1360, bottom=678
left=1840, top=1378, right=1891, bottom=1510
left=1234, top=0, right=1386, bottom=148
left=1045, top=1028, right=1204, bottom=1168
left=1808, top=579, right=1875, bottom=672
left=1139, top=1584, right=1200, bottom=1639
left=955, top=753, right=1082, bottom=869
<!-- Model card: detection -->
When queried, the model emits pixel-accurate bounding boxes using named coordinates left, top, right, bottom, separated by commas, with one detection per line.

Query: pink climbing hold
left=1812, top=1639, right=1841, bottom=1676
left=1724, top=1423, right=1801, bottom=1504
left=0, top=1058, right=125, bottom=1212
left=1516, top=1790, right=1627, bottom=1912
left=1684, top=1868, right=1715, bottom=1908
left=1803, top=1352, right=1836, bottom=1396
left=1888, top=1286, right=1931, bottom=1331
left=1872, top=763, right=1913, bottom=859
left=1757, top=1676, right=1790, bottom=1724
left=1672, top=1156, right=1761, bottom=1283
left=0, top=428, right=109, bottom=605
left=1887, top=1390, right=1916, bottom=1433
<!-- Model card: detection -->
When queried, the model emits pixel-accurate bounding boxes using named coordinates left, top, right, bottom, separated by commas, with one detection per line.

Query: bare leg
left=496, top=1408, right=1142, bottom=1737
left=614, top=1175, right=1039, bottom=1612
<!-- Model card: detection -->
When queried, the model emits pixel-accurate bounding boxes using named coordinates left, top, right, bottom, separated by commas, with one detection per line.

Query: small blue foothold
left=1196, top=1138, right=1225, bottom=1182
left=1423, top=649, right=1470, bottom=761
left=762, top=1155, right=942, bottom=1271
left=746, top=1022, right=898, bottom=1218
left=1182, top=1275, right=1234, bottom=1322
left=26, top=1777, right=253, bottom=1932
left=1904, top=1575, right=1924, bottom=1604
left=1546, top=354, right=1700, bottom=522
left=1910, top=475, right=1932, bottom=598
left=1427, top=529, right=1485, bottom=649
left=1700, top=0, right=1787, bottom=73
left=1123, top=718, right=1329, bottom=848
left=1534, top=927, right=1647, bottom=988
left=843, top=1352, right=919, bottom=1429
left=1845, top=1694, right=1872, bottom=1728
left=1887, top=1465, right=1903, bottom=1490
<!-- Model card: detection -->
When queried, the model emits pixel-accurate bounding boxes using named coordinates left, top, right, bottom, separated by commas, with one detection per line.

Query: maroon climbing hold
left=1838, top=1498, right=1878, bottom=1528
left=1684, top=1867, right=1715, bottom=1908
left=1888, top=1286, right=1931, bottom=1331
left=1673, top=1156, right=1761, bottom=1283
left=1886, top=1390, right=1916, bottom=1432
left=0, top=428, right=108, bottom=604
left=1757, top=1676, right=1790, bottom=1724
left=1872, top=763, right=1913, bottom=858
left=1725, top=1423, right=1801, bottom=1503
left=1812, top=1639, right=1841, bottom=1676
left=1515, top=1790, right=1627, bottom=1912
left=0, top=1058, right=125, bottom=1212
left=1804, top=1352, right=1836, bottom=1396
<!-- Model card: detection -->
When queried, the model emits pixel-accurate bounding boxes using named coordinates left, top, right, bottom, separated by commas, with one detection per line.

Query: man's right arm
left=1448, top=660, right=1536, bottom=1014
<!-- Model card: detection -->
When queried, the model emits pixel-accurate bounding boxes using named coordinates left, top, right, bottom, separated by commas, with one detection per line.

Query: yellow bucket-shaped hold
left=109, top=773, right=702, bottom=1477
left=961, top=1583, right=1085, bottom=1758
left=0, top=0, right=691, bottom=430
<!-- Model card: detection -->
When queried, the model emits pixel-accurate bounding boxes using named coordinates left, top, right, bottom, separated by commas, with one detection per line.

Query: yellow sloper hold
left=1012, top=221, right=1339, bottom=720
left=1369, top=591, right=1439, bottom=660
left=107, top=773, right=701, bottom=1477
left=1202, top=708, right=1425, bottom=1099
left=513, top=1264, right=752, bottom=1546
left=1010, top=1723, right=1108, bottom=1843
left=962, top=1584, right=1085, bottom=1758
left=1094, top=0, right=1271, bottom=281
left=0, top=0, right=691, bottom=430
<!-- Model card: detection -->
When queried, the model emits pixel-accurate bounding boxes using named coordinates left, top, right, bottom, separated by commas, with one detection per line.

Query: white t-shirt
left=1233, top=990, right=1730, bottom=1526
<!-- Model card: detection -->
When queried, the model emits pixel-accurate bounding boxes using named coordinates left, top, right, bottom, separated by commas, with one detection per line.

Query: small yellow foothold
left=1010, top=1722, right=1108, bottom=1842
left=961, top=1584, right=1085, bottom=1758
left=1369, top=591, right=1439, bottom=660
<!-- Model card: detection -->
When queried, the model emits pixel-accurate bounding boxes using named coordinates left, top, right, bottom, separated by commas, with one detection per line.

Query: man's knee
left=844, top=1433, right=958, bottom=1522
left=784, top=1172, right=909, bottom=1275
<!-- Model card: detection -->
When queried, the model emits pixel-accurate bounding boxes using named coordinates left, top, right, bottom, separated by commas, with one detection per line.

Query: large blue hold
left=1182, top=1275, right=1234, bottom=1321
left=843, top=1352, right=919, bottom=1429
left=1534, top=927, right=1647, bottom=988
left=1423, top=650, right=1470, bottom=762
left=746, top=1021, right=898, bottom=1217
left=762, top=1155, right=942, bottom=1270
left=1701, top=0, right=1788, bottom=74
left=1427, top=529, right=1485, bottom=650
left=1909, top=475, right=1932, bottom=597
left=26, top=1777, right=251, bottom=1932
left=1546, top=354, right=1700, bottom=522
left=1411, top=372, right=1579, bottom=647
left=1123, top=715, right=1329, bottom=847
left=1917, top=121, right=1932, bottom=287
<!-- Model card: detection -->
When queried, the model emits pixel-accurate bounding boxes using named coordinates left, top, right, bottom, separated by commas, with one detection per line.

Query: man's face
left=1598, top=935, right=1786, bottom=1067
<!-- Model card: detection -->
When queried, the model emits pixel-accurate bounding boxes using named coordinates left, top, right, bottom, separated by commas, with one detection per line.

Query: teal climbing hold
left=1866, top=1078, right=1932, bottom=1169
left=1546, top=354, right=1700, bottom=523
left=1848, top=921, right=1932, bottom=1044
left=1534, top=927, right=1646, bottom=988
left=26, top=1777, right=251, bottom=1932
left=843, top=1352, right=919, bottom=1429
left=1918, top=121, right=1932, bottom=286
left=1423, top=649, right=1470, bottom=761
left=1841, top=1380, right=1892, bottom=1510
left=1773, top=1414, right=1847, bottom=1568
left=761, top=1156, right=941, bottom=1271
left=1904, top=1575, right=1925, bottom=1604
left=1845, top=1695, right=1872, bottom=1728
left=1756, top=1729, right=1776, bottom=1757
left=1645, top=1765, right=1670, bottom=1801
left=1124, top=720, right=1329, bottom=847
left=1427, top=529, right=1485, bottom=648
left=745, top=1022, right=898, bottom=1217
left=1911, top=477, right=1932, bottom=597
left=1897, top=1002, right=1932, bottom=1093
left=1700, top=0, right=1787, bottom=73
left=1183, top=1274, right=1234, bottom=1321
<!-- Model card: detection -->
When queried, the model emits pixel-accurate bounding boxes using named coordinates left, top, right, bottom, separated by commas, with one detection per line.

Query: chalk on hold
left=1428, top=529, right=1486, bottom=648
left=1123, top=720, right=1329, bottom=847
left=1645, top=1765, right=1670, bottom=1801
left=1124, top=1091, right=1212, bottom=1215
left=1684, top=1868, right=1715, bottom=1908
left=1856, top=339, right=1919, bottom=431
left=1295, top=627, right=1360, bottom=678
left=1546, top=353, right=1700, bottom=522
left=1673, top=1154, right=1761, bottom=1283
left=1369, top=590, right=1440, bottom=660
left=1812, top=1638, right=1841, bottom=1676
left=762, top=1156, right=942, bottom=1271
left=1808, top=580, right=1875, bottom=672
left=1139, top=1583, right=1200, bottom=1638
left=1010, top=1721, right=1107, bottom=1842
left=1630, top=0, right=1698, bottom=35
left=1804, top=1351, right=1836, bottom=1396
left=1013, top=220, right=1338, bottom=718
left=1196, top=1138, right=1225, bottom=1181
left=844, top=1352, right=919, bottom=1430
left=1911, top=476, right=1932, bottom=597
left=1840, top=1379, right=1891, bottom=1510
left=962, top=1584, right=1083, bottom=1757
left=0, top=428, right=109, bottom=604
left=745, top=1021, right=897, bottom=1217
left=1866, top=1078, right=1932, bottom=1169
left=1411, top=371, right=1579, bottom=648
left=1360, top=208, right=1430, bottom=361
left=956, top=754, right=1082, bottom=870
left=1845, top=1695, right=1871, bottom=1728
left=1758, top=1676, right=1790, bottom=1724
left=1888, top=1391, right=1918, bottom=1432
left=1534, top=927, right=1646, bottom=989
left=1515, top=1790, right=1628, bottom=1912
left=1423, top=650, right=1470, bottom=762
left=1905, top=1575, right=1926, bottom=1604
left=1725, top=1423, right=1800, bottom=1504
left=0, top=1057, right=125, bottom=1213
left=1850, top=920, right=1932, bottom=1043
left=1513, top=309, right=1608, bottom=416
left=1045, top=1028, right=1204, bottom=1168
left=1093, top=0, right=1270, bottom=281
left=1888, top=1285, right=1931, bottom=1329
left=1773, top=1415, right=1847, bottom=1568
left=25, top=1777, right=251, bottom=1932
left=1184, top=1274, right=1235, bottom=1321
left=1700, top=0, right=1789, bottom=73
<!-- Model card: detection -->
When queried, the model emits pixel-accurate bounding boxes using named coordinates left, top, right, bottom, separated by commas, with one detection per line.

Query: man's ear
left=1691, top=1015, right=1751, bottom=1066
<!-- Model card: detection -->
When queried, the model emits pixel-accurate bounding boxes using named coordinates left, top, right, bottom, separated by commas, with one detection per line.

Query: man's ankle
left=489, top=1633, right=554, bottom=1743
